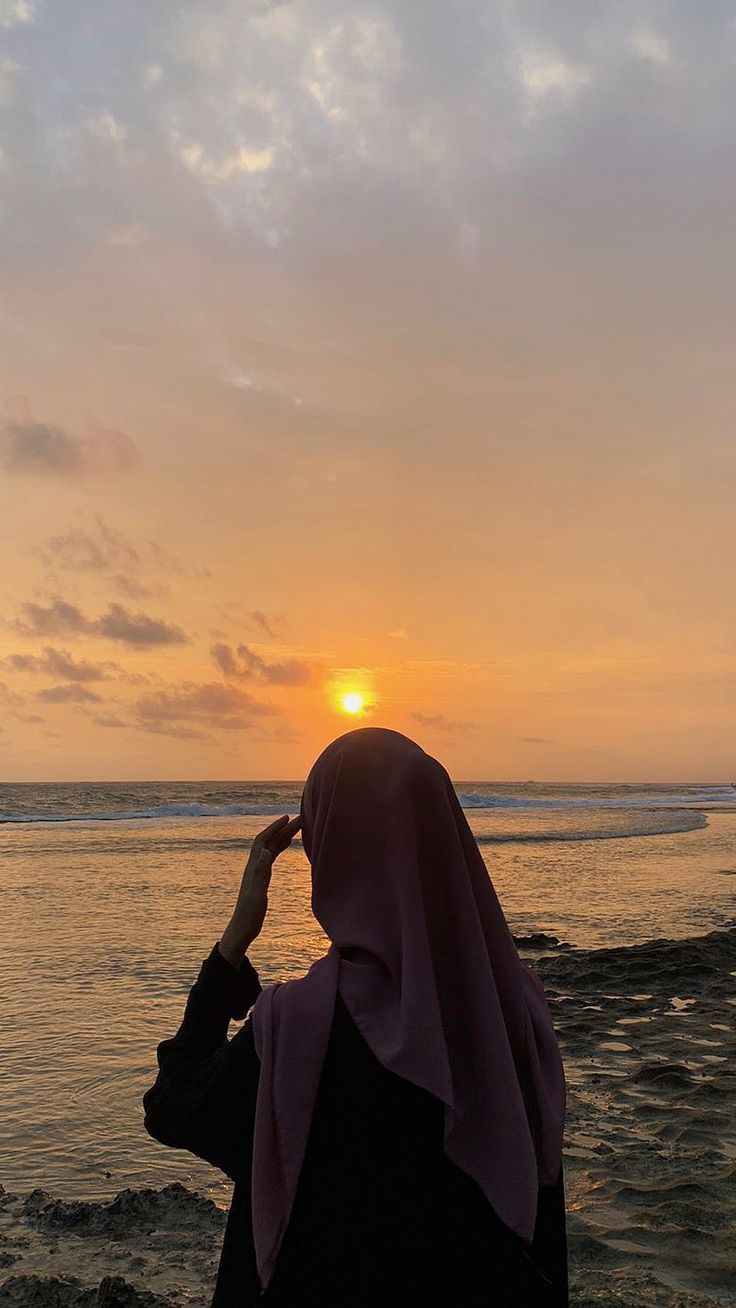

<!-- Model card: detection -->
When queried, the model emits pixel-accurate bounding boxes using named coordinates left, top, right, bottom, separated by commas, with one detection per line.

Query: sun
left=329, top=673, right=376, bottom=718
left=342, top=692, right=364, bottom=715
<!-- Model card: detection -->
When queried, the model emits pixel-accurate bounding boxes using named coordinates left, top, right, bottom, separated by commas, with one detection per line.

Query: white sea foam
left=457, top=787, right=736, bottom=810
left=0, top=787, right=723, bottom=841
left=0, top=801, right=289, bottom=824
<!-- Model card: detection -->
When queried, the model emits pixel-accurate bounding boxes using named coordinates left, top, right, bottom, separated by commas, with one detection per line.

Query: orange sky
left=1, top=3, right=734, bottom=781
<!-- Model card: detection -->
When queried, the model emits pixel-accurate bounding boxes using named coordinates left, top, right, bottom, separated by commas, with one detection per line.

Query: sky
left=1, top=0, right=735, bottom=782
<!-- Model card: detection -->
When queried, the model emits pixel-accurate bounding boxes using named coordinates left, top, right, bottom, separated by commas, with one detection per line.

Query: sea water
left=2, top=781, right=735, bottom=1301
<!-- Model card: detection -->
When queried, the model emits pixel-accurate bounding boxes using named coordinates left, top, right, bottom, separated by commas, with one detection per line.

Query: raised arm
left=142, top=941, right=263, bottom=1183
left=142, top=813, right=302, bottom=1184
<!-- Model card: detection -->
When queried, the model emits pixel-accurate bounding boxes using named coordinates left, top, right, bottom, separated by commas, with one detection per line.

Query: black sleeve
left=142, top=942, right=263, bottom=1185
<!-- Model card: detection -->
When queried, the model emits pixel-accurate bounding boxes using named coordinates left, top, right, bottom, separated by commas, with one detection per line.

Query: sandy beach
left=2, top=925, right=734, bottom=1307
left=2, top=789, right=735, bottom=1306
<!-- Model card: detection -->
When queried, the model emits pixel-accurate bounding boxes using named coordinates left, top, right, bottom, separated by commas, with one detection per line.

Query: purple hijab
left=249, top=728, right=566, bottom=1292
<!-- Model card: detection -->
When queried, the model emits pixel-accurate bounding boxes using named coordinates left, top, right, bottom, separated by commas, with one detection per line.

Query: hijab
left=249, top=727, right=565, bottom=1292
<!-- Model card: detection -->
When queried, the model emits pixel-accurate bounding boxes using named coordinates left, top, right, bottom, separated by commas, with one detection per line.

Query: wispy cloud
left=36, top=517, right=192, bottom=600
left=408, top=711, right=476, bottom=735
left=36, top=683, right=102, bottom=704
left=212, top=606, right=288, bottom=639
left=0, top=679, right=23, bottom=708
left=630, top=31, right=671, bottom=67
left=249, top=610, right=286, bottom=639
left=0, top=2, right=35, bottom=30
left=86, top=111, right=127, bottom=144
left=15, top=598, right=188, bottom=647
left=212, top=641, right=312, bottom=686
left=96, top=604, right=188, bottom=648
left=134, top=681, right=276, bottom=737
left=519, top=735, right=556, bottom=745
left=0, top=401, right=139, bottom=478
left=4, top=647, right=116, bottom=681
left=519, top=52, right=590, bottom=107
left=14, top=599, right=90, bottom=638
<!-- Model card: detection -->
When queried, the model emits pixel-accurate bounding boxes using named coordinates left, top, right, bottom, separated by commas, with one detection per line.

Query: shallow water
left=2, top=786, right=735, bottom=1304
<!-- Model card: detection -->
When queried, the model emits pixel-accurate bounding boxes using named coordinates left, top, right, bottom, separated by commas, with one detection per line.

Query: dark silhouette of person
left=143, top=727, right=568, bottom=1306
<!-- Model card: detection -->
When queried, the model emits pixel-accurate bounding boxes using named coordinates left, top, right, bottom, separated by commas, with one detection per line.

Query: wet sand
left=2, top=925, right=734, bottom=1307
left=3, top=798, right=735, bottom=1306
left=538, top=926, right=736, bottom=1306
left=0, top=1182, right=222, bottom=1306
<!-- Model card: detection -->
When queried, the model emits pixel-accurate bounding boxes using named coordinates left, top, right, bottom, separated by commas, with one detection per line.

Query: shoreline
left=0, top=1172, right=727, bottom=1308
left=3, top=927, right=735, bottom=1307
left=3, top=801, right=734, bottom=1306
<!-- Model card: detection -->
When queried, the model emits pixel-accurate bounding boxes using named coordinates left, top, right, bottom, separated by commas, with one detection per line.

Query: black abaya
left=143, top=944, right=569, bottom=1306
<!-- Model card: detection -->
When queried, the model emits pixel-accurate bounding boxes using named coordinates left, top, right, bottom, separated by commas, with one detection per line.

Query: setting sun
left=342, top=692, right=364, bottom=715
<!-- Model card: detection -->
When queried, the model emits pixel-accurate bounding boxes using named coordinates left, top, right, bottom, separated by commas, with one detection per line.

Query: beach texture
left=3, top=786, right=735, bottom=1305
left=2, top=924, right=734, bottom=1307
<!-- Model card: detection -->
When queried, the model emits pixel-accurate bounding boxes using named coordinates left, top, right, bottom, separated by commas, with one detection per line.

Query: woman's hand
left=218, top=814, right=302, bottom=969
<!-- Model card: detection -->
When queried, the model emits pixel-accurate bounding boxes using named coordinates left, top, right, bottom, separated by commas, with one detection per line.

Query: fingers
left=266, top=815, right=301, bottom=857
left=240, top=815, right=302, bottom=920
left=258, top=814, right=290, bottom=847
left=257, top=813, right=302, bottom=855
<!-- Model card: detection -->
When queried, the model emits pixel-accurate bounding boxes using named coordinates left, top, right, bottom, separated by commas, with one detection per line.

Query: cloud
left=40, top=519, right=141, bottom=574
left=221, top=366, right=307, bottom=414
left=408, top=711, right=476, bottom=735
left=211, top=641, right=312, bottom=686
left=1, top=0, right=733, bottom=277
left=15, top=599, right=188, bottom=647
left=14, top=599, right=89, bottom=638
left=36, top=517, right=189, bottom=600
left=0, top=679, right=23, bottom=707
left=301, top=13, right=402, bottom=129
left=210, top=643, right=240, bottom=678
left=630, top=31, right=671, bottom=67
left=210, top=606, right=291, bottom=642
left=4, top=647, right=116, bottom=681
left=249, top=610, right=286, bottom=639
left=0, top=404, right=139, bottom=478
left=519, top=735, right=556, bottom=745
left=0, top=55, right=20, bottom=108
left=407, top=711, right=470, bottom=733
left=87, top=713, right=128, bottom=728
left=134, top=680, right=276, bottom=737
left=0, top=1, right=35, bottom=29
left=136, top=721, right=209, bottom=740
left=36, top=683, right=102, bottom=704
left=178, top=141, right=273, bottom=182
left=519, top=52, right=590, bottom=105
left=86, top=111, right=127, bottom=144
left=96, top=603, right=188, bottom=648
left=3, top=0, right=736, bottom=785
left=387, top=628, right=408, bottom=640
left=106, top=223, right=149, bottom=248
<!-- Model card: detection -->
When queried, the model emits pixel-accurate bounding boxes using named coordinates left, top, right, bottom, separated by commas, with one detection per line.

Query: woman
left=143, top=727, right=568, bottom=1306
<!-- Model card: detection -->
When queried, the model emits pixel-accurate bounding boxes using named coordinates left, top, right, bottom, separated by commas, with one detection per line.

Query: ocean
left=2, top=781, right=735, bottom=1305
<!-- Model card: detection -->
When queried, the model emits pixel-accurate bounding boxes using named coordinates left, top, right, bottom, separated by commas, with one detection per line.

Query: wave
left=475, top=810, right=707, bottom=843
left=0, top=795, right=726, bottom=828
left=457, top=788, right=736, bottom=810
left=0, top=801, right=294, bottom=824
left=0, top=807, right=708, bottom=844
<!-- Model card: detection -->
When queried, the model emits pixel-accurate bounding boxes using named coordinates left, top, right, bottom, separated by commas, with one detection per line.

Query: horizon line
left=1, top=778, right=733, bottom=788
